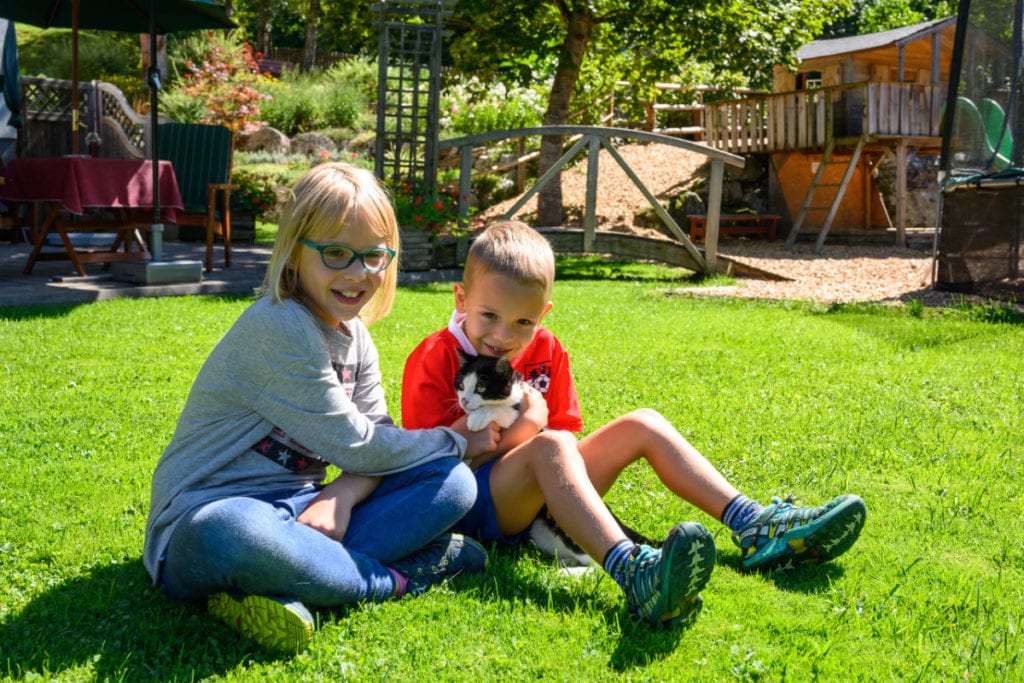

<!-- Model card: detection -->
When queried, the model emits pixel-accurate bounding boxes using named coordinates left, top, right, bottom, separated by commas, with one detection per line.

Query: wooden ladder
left=785, top=137, right=865, bottom=253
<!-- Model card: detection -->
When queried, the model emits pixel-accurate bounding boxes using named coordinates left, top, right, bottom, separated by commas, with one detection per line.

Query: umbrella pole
left=149, top=2, right=162, bottom=261
left=71, top=0, right=79, bottom=154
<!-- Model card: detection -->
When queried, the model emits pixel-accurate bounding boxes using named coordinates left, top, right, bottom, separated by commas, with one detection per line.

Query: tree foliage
left=821, top=0, right=959, bottom=39
left=447, top=0, right=849, bottom=223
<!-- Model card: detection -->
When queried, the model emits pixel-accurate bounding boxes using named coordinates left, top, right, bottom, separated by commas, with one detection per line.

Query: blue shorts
left=452, top=459, right=529, bottom=546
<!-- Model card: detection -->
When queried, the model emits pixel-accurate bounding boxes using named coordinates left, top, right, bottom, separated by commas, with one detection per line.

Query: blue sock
left=722, top=494, right=764, bottom=532
left=602, top=539, right=636, bottom=589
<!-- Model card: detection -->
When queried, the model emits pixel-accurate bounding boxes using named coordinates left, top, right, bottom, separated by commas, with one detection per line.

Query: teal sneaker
left=622, top=521, right=716, bottom=629
left=389, top=533, right=488, bottom=596
left=207, top=591, right=315, bottom=652
left=733, top=494, right=867, bottom=572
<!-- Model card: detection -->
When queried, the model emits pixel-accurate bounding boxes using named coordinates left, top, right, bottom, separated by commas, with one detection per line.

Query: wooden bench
left=687, top=213, right=780, bottom=244
left=256, top=58, right=294, bottom=77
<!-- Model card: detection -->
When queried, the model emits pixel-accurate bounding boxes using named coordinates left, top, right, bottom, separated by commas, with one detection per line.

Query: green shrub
left=158, top=88, right=206, bottom=124
left=257, top=64, right=375, bottom=136
left=102, top=73, right=150, bottom=108
left=259, top=79, right=321, bottom=135
left=17, top=28, right=137, bottom=81
left=441, top=77, right=546, bottom=137
left=323, top=58, right=377, bottom=102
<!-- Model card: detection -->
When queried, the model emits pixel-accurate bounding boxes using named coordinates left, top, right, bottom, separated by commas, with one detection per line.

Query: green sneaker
left=207, top=591, right=315, bottom=652
left=389, top=533, right=488, bottom=596
left=622, top=521, right=716, bottom=629
left=733, top=494, right=867, bottom=572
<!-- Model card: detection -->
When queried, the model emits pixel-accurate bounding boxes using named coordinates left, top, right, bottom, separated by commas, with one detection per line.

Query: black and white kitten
left=454, top=350, right=658, bottom=569
left=455, top=349, right=523, bottom=431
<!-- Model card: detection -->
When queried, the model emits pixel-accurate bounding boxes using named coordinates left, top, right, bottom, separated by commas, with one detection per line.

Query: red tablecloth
left=0, top=157, right=183, bottom=222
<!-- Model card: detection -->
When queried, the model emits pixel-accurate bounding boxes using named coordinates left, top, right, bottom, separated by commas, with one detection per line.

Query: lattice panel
left=21, top=77, right=89, bottom=124
left=373, top=0, right=453, bottom=193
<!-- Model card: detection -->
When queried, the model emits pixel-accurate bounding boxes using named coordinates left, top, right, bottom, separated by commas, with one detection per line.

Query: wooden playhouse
left=705, top=17, right=957, bottom=250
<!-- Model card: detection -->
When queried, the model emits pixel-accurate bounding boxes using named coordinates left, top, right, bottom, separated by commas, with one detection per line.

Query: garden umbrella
left=0, top=0, right=235, bottom=156
left=0, top=0, right=235, bottom=247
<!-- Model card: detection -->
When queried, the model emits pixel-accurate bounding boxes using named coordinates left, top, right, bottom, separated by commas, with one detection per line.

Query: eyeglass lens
left=321, top=245, right=392, bottom=271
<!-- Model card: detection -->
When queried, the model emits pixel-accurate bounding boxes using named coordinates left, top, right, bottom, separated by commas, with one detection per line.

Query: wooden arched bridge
left=439, top=125, right=745, bottom=273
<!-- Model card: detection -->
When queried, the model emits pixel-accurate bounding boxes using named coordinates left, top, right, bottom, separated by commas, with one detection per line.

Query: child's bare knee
left=529, top=429, right=580, bottom=464
left=624, top=407, right=668, bottom=429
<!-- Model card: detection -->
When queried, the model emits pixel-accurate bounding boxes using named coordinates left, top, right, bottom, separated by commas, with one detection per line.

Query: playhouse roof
left=798, top=16, right=957, bottom=62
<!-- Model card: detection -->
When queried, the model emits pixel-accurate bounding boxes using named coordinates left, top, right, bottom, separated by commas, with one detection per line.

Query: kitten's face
left=455, top=351, right=521, bottom=413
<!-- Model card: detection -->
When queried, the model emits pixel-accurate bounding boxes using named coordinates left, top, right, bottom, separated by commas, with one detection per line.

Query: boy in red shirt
left=402, top=221, right=866, bottom=629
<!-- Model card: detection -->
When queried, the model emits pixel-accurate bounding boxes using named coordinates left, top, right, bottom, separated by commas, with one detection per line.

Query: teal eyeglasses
left=301, top=239, right=396, bottom=273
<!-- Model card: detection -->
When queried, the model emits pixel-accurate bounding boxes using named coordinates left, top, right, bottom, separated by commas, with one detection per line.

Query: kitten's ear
left=498, top=356, right=522, bottom=379
left=456, top=348, right=472, bottom=365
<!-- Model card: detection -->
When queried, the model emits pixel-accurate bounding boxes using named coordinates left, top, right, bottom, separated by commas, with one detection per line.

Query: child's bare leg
left=577, top=408, right=739, bottom=519
left=488, top=430, right=626, bottom=561
left=491, top=429, right=717, bottom=629
left=578, top=408, right=867, bottom=572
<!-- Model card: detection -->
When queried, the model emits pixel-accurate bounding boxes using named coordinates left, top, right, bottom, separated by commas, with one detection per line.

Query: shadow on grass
left=555, top=255, right=700, bottom=283
left=471, top=544, right=703, bottom=671
left=716, top=550, right=850, bottom=592
left=0, top=560, right=293, bottom=681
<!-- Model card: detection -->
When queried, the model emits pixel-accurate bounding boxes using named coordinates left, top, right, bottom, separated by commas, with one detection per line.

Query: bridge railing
left=439, top=125, right=745, bottom=272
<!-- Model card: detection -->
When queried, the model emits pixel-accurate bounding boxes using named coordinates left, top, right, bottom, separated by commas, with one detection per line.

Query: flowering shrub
left=440, top=77, right=546, bottom=136
left=179, top=34, right=271, bottom=134
left=231, top=169, right=278, bottom=219
left=391, top=180, right=478, bottom=239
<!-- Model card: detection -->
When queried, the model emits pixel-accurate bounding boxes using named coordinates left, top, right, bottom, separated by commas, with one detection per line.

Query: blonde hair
left=260, top=163, right=400, bottom=324
left=464, top=220, right=555, bottom=297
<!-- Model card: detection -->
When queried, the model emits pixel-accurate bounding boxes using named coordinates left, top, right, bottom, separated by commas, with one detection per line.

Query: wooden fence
left=17, top=76, right=161, bottom=160
left=705, top=81, right=945, bottom=154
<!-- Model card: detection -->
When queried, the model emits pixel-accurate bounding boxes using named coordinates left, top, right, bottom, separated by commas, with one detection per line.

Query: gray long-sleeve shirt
left=143, top=296, right=465, bottom=583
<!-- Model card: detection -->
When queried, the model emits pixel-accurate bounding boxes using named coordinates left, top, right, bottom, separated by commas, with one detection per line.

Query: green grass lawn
left=1, top=269, right=1022, bottom=681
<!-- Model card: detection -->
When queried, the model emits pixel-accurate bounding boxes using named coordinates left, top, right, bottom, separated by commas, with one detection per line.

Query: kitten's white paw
left=466, top=411, right=490, bottom=432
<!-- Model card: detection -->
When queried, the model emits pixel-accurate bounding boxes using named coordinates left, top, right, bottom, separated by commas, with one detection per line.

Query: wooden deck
left=704, top=81, right=944, bottom=155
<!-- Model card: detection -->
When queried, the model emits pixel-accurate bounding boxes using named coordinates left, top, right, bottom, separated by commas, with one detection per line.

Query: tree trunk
left=302, top=0, right=321, bottom=72
left=537, top=9, right=594, bottom=226
left=256, top=1, right=273, bottom=57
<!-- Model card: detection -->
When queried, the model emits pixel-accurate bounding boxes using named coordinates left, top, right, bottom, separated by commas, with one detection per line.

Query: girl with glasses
left=144, top=163, right=492, bottom=652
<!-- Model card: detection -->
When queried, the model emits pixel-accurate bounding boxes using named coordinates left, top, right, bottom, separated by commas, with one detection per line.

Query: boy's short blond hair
left=464, top=221, right=555, bottom=297
left=260, top=163, right=400, bottom=323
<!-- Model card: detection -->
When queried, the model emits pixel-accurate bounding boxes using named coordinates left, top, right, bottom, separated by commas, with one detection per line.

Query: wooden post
left=895, top=141, right=907, bottom=245
left=705, top=158, right=724, bottom=272
left=516, top=138, right=526, bottom=194
left=862, top=155, right=871, bottom=230
left=584, top=135, right=600, bottom=251
left=458, top=143, right=473, bottom=225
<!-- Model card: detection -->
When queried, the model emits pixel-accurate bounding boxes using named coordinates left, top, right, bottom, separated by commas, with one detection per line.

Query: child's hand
left=455, top=416, right=500, bottom=469
left=297, top=493, right=352, bottom=540
left=297, top=473, right=380, bottom=540
left=517, top=383, right=549, bottom=432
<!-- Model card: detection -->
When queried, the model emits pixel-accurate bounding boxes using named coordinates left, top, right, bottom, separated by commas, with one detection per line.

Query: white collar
left=446, top=310, right=478, bottom=356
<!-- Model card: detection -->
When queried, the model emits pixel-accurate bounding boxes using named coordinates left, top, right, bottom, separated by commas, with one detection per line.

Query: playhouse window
left=798, top=71, right=823, bottom=89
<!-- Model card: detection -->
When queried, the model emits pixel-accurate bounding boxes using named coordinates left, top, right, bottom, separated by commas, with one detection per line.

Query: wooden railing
left=439, top=126, right=745, bottom=272
left=610, top=82, right=764, bottom=139
left=705, top=82, right=945, bottom=154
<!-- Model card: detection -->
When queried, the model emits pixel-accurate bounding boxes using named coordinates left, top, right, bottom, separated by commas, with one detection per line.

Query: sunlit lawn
left=1, top=262, right=1022, bottom=681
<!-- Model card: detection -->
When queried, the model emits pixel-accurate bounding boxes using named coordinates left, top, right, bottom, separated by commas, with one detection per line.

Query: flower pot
left=232, top=212, right=257, bottom=243
left=399, top=228, right=434, bottom=271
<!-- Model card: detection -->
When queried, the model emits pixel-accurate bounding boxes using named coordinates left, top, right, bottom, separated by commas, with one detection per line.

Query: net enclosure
left=937, top=0, right=1024, bottom=297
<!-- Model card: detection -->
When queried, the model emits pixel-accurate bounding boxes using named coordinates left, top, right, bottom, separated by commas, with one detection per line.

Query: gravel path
left=477, top=142, right=1004, bottom=309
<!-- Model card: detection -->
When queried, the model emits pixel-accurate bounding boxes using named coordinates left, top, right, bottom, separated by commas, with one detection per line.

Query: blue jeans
left=159, top=457, right=476, bottom=606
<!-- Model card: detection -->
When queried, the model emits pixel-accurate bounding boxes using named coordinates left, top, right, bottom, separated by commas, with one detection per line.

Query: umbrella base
left=109, top=259, right=203, bottom=285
